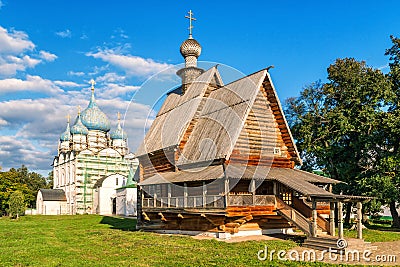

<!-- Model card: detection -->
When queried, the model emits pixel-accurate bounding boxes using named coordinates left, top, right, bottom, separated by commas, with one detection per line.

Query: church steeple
left=176, top=10, right=204, bottom=94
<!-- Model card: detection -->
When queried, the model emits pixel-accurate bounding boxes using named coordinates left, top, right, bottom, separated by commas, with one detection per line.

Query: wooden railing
left=275, top=197, right=311, bottom=236
left=142, top=195, right=224, bottom=209
left=228, top=195, right=276, bottom=206
left=292, top=197, right=330, bottom=234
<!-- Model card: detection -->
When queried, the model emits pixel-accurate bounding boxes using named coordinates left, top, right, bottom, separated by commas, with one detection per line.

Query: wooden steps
left=275, top=197, right=311, bottom=236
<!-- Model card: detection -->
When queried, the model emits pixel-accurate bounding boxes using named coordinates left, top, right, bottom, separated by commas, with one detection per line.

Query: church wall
left=116, top=187, right=137, bottom=216
left=96, top=174, right=127, bottom=215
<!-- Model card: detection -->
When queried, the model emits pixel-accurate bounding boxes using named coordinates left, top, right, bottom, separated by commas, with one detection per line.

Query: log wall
left=228, top=88, right=294, bottom=168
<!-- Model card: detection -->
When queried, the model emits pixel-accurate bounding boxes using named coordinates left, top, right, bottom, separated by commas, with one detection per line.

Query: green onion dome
left=80, top=87, right=111, bottom=132
left=60, top=122, right=71, bottom=141
left=71, top=113, right=89, bottom=135
left=110, top=120, right=127, bottom=140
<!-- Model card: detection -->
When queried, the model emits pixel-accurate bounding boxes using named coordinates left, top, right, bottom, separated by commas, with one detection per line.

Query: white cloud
left=39, top=51, right=57, bottom=62
left=80, top=33, right=88, bottom=40
left=0, top=55, right=41, bottom=76
left=0, top=118, right=7, bottom=127
left=0, top=26, right=57, bottom=77
left=87, top=48, right=172, bottom=77
left=55, top=29, right=72, bottom=38
left=97, top=83, right=139, bottom=99
left=96, top=72, right=126, bottom=83
left=0, top=75, right=62, bottom=95
left=0, top=26, right=35, bottom=54
left=0, top=136, right=53, bottom=171
left=68, top=71, right=85, bottom=77
left=54, top=80, right=82, bottom=87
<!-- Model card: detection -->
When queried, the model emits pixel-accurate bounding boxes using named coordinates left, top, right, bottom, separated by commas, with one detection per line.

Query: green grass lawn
left=0, top=215, right=394, bottom=267
left=343, top=222, right=400, bottom=242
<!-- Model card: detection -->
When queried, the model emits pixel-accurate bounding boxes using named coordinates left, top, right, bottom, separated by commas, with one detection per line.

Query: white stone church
left=37, top=81, right=138, bottom=216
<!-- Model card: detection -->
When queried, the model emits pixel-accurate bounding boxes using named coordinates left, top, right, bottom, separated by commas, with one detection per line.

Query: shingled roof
left=38, top=189, right=67, bottom=201
left=139, top=166, right=341, bottom=198
left=136, top=66, right=301, bottom=166
left=136, top=67, right=223, bottom=156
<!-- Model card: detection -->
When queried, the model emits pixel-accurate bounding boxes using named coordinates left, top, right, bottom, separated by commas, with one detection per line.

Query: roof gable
left=137, top=67, right=301, bottom=169
left=176, top=69, right=269, bottom=165
left=136, top=67, right=223, bottom=156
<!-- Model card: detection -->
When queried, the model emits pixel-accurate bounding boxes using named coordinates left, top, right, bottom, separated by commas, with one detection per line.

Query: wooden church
left=135, top=11, right=370, bottom=247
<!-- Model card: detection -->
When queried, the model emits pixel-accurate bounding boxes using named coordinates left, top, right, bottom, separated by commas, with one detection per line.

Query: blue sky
left=0, top=0, right=399, bottom=175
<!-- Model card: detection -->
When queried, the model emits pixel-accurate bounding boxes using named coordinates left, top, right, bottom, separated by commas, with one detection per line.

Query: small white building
left=36, top=189, right=68, bottom=215
left=115, top=168, right=138, bottom=216
left=93, top=173, right=127, bottom=215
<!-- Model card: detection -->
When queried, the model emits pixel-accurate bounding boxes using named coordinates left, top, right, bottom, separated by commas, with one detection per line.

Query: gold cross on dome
left=89, top=79, right=96, bottom=91
left=185, top=10, right=196, bottom=37
left=66, top=113, right=70, bottom=123
left=77, top=105, right=81, bottom=115
left=117, top=112, right=121, bottom=122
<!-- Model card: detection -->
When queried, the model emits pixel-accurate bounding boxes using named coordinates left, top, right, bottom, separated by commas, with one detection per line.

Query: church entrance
left=112, top=198, right=116, bottom=215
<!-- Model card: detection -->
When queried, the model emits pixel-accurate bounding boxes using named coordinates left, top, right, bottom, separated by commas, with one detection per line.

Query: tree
left=286, top=58, right=392, bottom=225
left=0, top=165, right=52, bottom=215
left=7, top=190, right=25, bottom=219
left=47, top=170, right=54, bottom=189
left=380, top=35, right=400, bottom=228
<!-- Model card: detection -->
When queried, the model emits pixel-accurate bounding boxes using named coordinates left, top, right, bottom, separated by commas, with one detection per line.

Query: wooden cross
left=185, top=10, right=196, bottom=37
left=89, top=79, right=96, bottom=91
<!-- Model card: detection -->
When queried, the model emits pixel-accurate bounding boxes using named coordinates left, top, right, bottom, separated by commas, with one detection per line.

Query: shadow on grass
left=100, top=216, right=137, bottom=231
left=265, top=233, right=307, bottom=245
left=366, top=224, right=400, bottom=232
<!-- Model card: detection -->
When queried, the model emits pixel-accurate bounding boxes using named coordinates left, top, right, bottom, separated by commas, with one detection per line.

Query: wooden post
left=224, top=178, right=229, bottom=208
left=153, top=193, right=157, bottom=208
left=167, top=184, right=171, bottom=208
left=330, top=202, right=335, bottom=236
left=250, top=179, right=256, bottom=205
left=141, top=188, right=144, bottom=207
left=357, top=202, right=363, bottom=239
left=338, top=201, right=344, bottom=239
left=312, top=200, right=318, bottom=237
left=202, top=181, right=206, bottom=208
left=273, top=181, right=277, bottom=195
left=184, top=183, right=188, bottom=208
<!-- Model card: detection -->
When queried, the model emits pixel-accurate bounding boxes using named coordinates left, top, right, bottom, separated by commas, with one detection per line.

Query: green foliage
left=0, top=165, right=51, bottom=215
left=7, top=190, right=25, bottom=219
left=286, top=58, right=390, bottom=192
